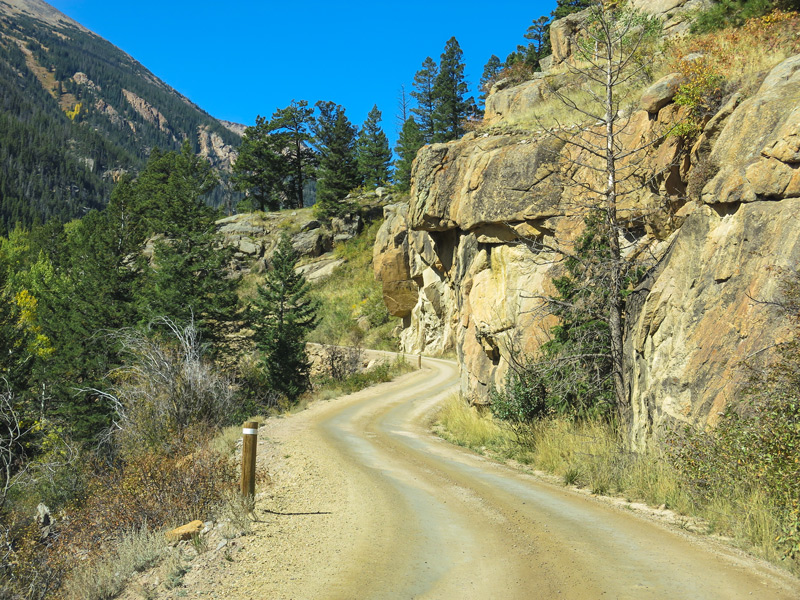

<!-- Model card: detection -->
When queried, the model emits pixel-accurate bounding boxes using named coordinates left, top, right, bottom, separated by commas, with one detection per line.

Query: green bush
left=670, top=268, right=800, bottom=560
left=691, top=0, right=784, bottom=33
left=489, top=367, right=549, bottom=425
left=669, top=391, right=800, bottom=558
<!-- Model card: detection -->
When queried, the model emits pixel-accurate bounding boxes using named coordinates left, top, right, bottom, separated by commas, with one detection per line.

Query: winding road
left=182, top=355, right=800, bottom=599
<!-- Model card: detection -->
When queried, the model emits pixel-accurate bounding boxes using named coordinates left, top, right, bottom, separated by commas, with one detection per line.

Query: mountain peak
left=0, top=0, right=87, bottom=31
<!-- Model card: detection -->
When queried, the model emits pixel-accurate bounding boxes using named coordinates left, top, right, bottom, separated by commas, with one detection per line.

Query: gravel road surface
left=176, top=356, right=800, bottom=599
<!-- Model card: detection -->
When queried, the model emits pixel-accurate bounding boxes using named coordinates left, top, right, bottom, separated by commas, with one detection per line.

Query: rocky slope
left=0, top=0, right=240, bottom=229
left=374, top=6, right=800, bottom=447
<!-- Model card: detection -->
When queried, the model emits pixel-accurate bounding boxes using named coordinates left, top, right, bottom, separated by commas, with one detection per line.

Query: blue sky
left=48, top=1, right=557, bottom=144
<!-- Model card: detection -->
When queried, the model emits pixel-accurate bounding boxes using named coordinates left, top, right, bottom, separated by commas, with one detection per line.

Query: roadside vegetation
left=308, top=218, right=399, bottom=351
left=0, top=139, right=405, bottom=598
left=439, top=3, right=800, bottom=578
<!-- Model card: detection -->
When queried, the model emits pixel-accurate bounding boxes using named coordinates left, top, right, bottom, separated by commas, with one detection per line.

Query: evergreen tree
left=554, top=0, right=592, bottom=19
left=266, top=100, right=316, bottom=209
left=131, top=142, right=219, bottom=237
left=232, top=115, right=291, bottom=211
left=479, top=55, right=503, bottom=111
left=312, top=101, right=360, bottom=220
left=233, top=101, right=315, bottom=211
left=33, top=209, right=138, bottom=438
left=250, top=233, right=318, bottom=404
left=432, top=37, right=469, bottom=143
left=356, top=105, right=392, bottom=188
left=394, top=117, right=424, bottom=191
left=130, top=142, right=238, bottom=348
left=411, top=57, right=439, bottom=144
left=525, top=15, right=552, bottom=58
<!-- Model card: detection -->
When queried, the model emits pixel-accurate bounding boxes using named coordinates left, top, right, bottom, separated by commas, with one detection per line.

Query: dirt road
left=180, top=357, right=800, bottom=599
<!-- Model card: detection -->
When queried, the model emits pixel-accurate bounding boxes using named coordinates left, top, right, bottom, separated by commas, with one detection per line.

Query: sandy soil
left=148, top=357, right=800, bottom=600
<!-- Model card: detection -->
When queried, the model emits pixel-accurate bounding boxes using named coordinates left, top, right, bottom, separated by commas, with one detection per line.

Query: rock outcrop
left=217, top=192, right=392, bottom=281
left=374, top=51, right=800, bottom=448
left=549, top=0, right=712, bottom=67
left=122, top=89, right=172, bottom=135
left=198, top=125, right=238, bottom=171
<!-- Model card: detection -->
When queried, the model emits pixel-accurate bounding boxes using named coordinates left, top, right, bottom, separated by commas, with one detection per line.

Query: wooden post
left=241, top=421, right=258, bottom=498
left=418, top=354, right=422, bottom=369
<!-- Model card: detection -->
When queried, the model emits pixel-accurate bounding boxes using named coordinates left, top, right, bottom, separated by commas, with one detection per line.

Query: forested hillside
left=0, top=3, right=240, bottom=233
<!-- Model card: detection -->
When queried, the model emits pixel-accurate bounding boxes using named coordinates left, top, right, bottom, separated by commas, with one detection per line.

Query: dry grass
left=664, top=10, right=800, bottom=99
left=501, top=79, right=654, bottom=133
left=61, top=526, right=166, bottom=600
left=435, top=394, right=516, bottom=454
left=308, top=219, right=400, bottom=351
left=434, top=395, right=800, bottom=573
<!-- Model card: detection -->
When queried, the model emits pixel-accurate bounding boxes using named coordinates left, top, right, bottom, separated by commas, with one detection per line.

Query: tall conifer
left=432, top=37, right=469, bottom=143
left=479, top=55, right=503, bottom=111
left=411, top=57, right=439, bottom=144
left=356, top=105, right=392, bottom=188
left=312, top=101, right=360, bottom=219
left=394, top=117, right=424, bottom=191
left=250, top=233, right=318, bottom=403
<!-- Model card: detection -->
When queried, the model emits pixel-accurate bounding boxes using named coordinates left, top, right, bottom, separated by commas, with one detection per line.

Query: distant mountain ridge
left=0, top=0, right=241, bottom=232
left=0, top=0, right=86, bottom=30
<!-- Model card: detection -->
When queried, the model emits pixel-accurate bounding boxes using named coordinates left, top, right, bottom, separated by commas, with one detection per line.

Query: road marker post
left=418, top=354, right=422, bottom=369
left=241, top=421, right=258, bottom=498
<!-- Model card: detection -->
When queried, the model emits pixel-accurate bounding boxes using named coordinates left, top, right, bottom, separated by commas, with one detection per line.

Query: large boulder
left=627, top=199, right=800, bottom=447
left=641, top=73, right=685, bottom=114
left=550, top=12, right=588, bottom=65
left=484, top=77, right=547, bottom=126
left=292, top=229, right=331, bottom=258
left=702, top=55, right=800, bottom=204
left=409, top=134, right=565, bottom=232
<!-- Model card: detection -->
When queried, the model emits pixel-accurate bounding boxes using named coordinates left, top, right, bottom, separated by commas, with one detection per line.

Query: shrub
left=669, top=267, right=800, bottom=561
left=54, top=436, right=236, bottom=570
left=102, top=318, right=236, bottom=456
left=672, top=56, right=726, bottom=137
left=313, top=357, right=412, bottom=397
left=320, top=344, right=363, bottom=382
left=691, top=0, right=786, bottom=33
left=489, top=367, right=549, bottom=447
left=668, top=391, right=800, bottom=559
left=666, top=9, right=800, bottom=136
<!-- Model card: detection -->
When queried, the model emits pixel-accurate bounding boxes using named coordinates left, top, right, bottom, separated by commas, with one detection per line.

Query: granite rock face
left=373, top=54, right=800, bottom=448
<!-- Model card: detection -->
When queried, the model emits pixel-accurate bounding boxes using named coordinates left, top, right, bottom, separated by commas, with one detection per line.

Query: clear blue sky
left=48, top=1, right=557, bottom=144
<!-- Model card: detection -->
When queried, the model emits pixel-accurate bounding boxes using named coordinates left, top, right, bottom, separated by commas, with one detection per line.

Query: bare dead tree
left=526, top=2, right=666, bottom=428
left=321, top=344, right=364, bottom=382
left=396, top=84, right=411, bottom=134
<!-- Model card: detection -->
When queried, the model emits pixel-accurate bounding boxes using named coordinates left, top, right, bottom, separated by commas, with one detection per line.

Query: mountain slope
left=0, top=0, right=240, bottom=232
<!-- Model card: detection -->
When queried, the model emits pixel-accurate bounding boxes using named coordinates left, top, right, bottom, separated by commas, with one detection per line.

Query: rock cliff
left=374, top=37, right=800, bottom=446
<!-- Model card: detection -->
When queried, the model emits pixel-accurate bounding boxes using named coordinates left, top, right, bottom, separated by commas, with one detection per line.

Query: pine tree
left=479, top=55, right=503, bottom=111
left=233, top=100, right=315, bottom=211
left=554, top=0, right=592, bottom=19
left=411, top=57, right=439, bottom=144
left=265, top=100, right=316, bottom=209
left=356, top=105, right=392, bottom=188
left=394, top=117, right=424, bottom=191
left=525, top=15, right=552, bottom=59
left=432, top=37, right=469, bottom=143
left=132, top=142, right=238, bottom=348
left=312, top=101, right=360, bottom=220
left=232, top=115, right=287, bottom=211
left=250, top=233, right=318, bottom=404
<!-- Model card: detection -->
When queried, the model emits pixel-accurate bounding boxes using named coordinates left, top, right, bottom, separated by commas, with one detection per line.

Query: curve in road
left=297, top=355, right=800, bottom=600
